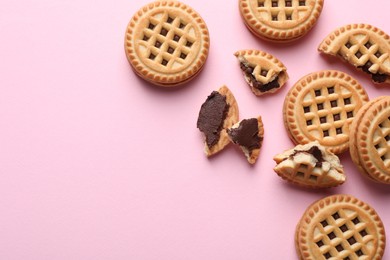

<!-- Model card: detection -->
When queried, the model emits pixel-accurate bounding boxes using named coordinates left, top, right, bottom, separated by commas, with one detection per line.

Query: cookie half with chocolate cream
left=235, top=50, right=288, bottom=96
left=319, top=24, right=390, bottom=85
left=227, top=116, right=264, bottom=164
left=274, top=141, right=345, bottom=188
left=197, top=86, right=239, bottom=156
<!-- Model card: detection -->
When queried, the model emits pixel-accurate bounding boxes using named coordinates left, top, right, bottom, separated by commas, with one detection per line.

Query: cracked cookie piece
left=274, top=141, right=345, bottom=188
left=283, top=70, right=369, bottom=154
left=125, top=1, right=210, bottom=87
left=197, top=86, right=239, bottom=156
left=295, top=194, right=386, bottom=260
left=235, top=50, right=288, bottom=95
left=319, top=24, right=390, bottom=85
left=349, top=96, right=390, bottom=184
left=227, top=116, right=264, bottom=164
left=239, top=0, right=324, bottom=42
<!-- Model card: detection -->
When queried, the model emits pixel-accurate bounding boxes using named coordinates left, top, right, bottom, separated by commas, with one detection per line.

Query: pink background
left=1, top=0, right=390, bottom=259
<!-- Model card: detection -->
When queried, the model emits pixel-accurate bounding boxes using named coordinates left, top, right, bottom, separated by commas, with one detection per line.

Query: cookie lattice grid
left=342, top=33, right=388, bottom=73
left=257, top=0, right=309, bottom=21
left=140, top=11, right=196, bottom=69
left=302, top=84, right=355, bottom=138
left=294, top=162, right=323, bottom=184
left=246, top=62, right=271, bottom=80
left=314, top=209, right=374, bottom=259
left=373, top=117, right=390, bottom=168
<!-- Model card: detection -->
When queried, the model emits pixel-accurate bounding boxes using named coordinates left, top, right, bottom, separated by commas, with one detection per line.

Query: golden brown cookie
left=239, top=0, right=324, bottom=42
left=274, top=141, right=345, bottom=188
left=227, top=116, right=264, bottom=164
left=283, top=70, right=369, bottom=154
left=125, top=1, right=210, bottom=87
left=319, top=24, right=390, bottom=85
left=235, top=50, right=289, bottom=95
left=295, top=194, right=386, bottom=260
left=349, top=96, right=390, bottom=184
left=197, top=86, right=239, bottom=157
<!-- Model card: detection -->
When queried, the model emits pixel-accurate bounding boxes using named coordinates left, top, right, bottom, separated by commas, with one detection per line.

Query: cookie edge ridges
left=318, top=23, right=390, bottom=53
left=234, top=49, right=287, bottom=70
left=239, top=0, right=324, bottom=41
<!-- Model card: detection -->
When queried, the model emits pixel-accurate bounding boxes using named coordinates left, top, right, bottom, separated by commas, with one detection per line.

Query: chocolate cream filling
left=358, top=61, right=388, bottom=83
left=240, top=62, right=280, bottom=92
left=288, top=146, right=325, bottom=167
left=228, top=118, right=262, bottom=153
left=197, top=91, right=230, bottom=148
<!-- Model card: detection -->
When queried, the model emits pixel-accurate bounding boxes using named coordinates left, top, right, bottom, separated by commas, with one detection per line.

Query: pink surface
left=1, top=0, right=390, bottom=259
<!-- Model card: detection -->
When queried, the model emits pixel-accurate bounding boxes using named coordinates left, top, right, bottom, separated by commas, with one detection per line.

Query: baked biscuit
left=295, top=194, right=386, bottom=260
left=197, top=86, right=239, bottom=156
left=125, top=1, right=210, bottom=87
left=227, top=116, right=264, bottom=164
left=274, top=141, right=345, bottom=188
left=349, top=96, right=390, bottom=184
left=239, top=0, right=324, bottom=42
left=283, top=70, right=369, bottom=154
left=319, top=24, right=390, bottom=85
left=235, top=50, right=289, bottom=95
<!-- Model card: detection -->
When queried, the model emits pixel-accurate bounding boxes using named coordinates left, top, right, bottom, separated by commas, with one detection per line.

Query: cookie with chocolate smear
left=235, top=50, right=289, bottom=95
left=274, top=141, right=345, bottom=188
left=197, top=86, right=239, bottom=156
left=319, top=24, right=390, bottom=85
left=227, top=116, right=264, bottom=164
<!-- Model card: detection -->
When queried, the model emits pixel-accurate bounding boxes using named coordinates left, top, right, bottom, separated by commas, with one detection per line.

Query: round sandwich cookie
left=349, top=96, right=390, bottom=184
left=283, top=70, right=369, bottom=154
left=125, top=1, right=210, bottom=87
left=239, top=0, right=324, bottom=42
left=295, top=194, right=386, bottom=260
left=319, top=24, right=390, bottom=85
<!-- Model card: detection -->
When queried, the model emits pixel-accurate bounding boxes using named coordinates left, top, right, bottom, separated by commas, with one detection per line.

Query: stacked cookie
left=350, top=96, right=390, bottom=184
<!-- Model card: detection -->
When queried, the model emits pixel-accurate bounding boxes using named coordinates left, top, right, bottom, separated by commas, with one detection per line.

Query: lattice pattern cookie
left=349, top=96, right=390, bottom=184
left=295, top=194, right=386, bottom=260
left=239, top=0, right=324, bottom=42
left=227, top=116, right=264, bottom=164
left=125, top=1, right=210, bottom=86
left=283, top=70, right=369, bottom=154
left=274, top=141, right=345, bottom=188
left=319, top=24, right=390, bottom=85
left=235, top=50, right=289, bottom=95
left=197, top=86, right=239, bottom=157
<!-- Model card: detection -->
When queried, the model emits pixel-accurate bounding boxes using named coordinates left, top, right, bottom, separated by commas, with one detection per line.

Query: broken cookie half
left=235, top=50, right=289, bottom=96
left=318, top=24, right=390, bottom=85
left=273, top=141, right=345, bottom=188
left=197, top=85, right=239, bottom=156
left=227, top=116, right=264, bottom=164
